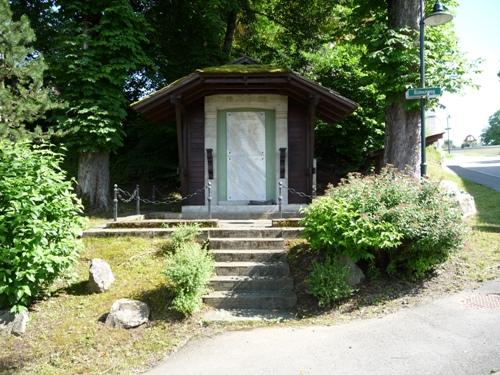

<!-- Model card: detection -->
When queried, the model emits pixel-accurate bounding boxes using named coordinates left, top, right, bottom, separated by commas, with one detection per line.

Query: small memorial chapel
left=131, top=57, right=357, bottom=217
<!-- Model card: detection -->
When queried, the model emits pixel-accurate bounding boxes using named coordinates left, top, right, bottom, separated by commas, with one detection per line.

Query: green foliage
left=163, top=226, right=214, bottom=316
left=306, top=256, right=355, bottom=307
left=0, top=0, right=58, bottom=140
left=481, top=109, right=500, bottom=145
left=347, top=0, right=476, bottom=109
left=137, top=0, right=239, bottom=84
left=302, top=167, right=467, bottom=278
left=167, top=224, right=201, bottom=253
left=47, top=0, right=151, bottom=152
left=0, top=140, right=84, bottom=312
left=303, top=43, right=385, bottom=174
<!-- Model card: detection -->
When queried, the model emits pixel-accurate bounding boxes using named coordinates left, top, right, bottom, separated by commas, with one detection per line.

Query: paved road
left=145, top=279, right=500, bottom=375
left=447, top=156, right=500, bottom=191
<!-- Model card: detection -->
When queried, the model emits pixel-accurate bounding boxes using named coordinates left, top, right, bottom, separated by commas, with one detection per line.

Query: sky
left=434, top=0, right=500, bottom=145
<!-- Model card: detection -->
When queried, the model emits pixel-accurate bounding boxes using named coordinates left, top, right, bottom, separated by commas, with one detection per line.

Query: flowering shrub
left=302, top=167, right=467, bottom=278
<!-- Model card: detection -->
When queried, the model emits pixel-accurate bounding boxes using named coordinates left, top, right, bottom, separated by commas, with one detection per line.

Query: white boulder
left=0, top=310, right=29, bottom=336
left=89, top=258, right=115, bottom=293
left=440, top=180, right=477, bottom=218
left=105, top=299, right=149, bottom=329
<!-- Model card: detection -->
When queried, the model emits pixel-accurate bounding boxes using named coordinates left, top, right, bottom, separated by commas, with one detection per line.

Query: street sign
left=405, top=87, right=442, bottom=100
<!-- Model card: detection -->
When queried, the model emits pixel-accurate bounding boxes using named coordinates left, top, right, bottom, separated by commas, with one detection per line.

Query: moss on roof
left=131, top=64, right=291, bottom=107
left=197, top=64, right=290, bottom=74
left=131, top=73, right=196, bottom=107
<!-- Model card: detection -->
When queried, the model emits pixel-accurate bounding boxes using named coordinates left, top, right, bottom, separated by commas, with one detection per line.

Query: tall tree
left=0, top=0, right=57, bottom=140
left=352, top=0, right=474, bottom=175
left=46, top=0, right=150, bottom=212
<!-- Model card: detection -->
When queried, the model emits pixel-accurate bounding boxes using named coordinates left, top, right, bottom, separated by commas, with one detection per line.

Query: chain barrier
left=285, top=187, right=314, bottom=200
left=113, top=184, right=209, bottom=221
left=278, top=181, right=315, bottom=219
left=113, top=181, right=312, bottom=221
left=116, top=187, right=137, bottom=203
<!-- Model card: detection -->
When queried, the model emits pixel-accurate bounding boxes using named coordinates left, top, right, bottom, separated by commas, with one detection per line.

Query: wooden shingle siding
left=287, top=98, right=310, bottom=204
left=185, top=98, right=205, bottom=205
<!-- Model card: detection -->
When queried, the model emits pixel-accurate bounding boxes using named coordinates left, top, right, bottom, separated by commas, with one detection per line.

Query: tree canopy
left=481, top=110, right=500, bottom=146
left=0, top=0, right=57, bottom=140
left=7, top=0, right=477, bottom=208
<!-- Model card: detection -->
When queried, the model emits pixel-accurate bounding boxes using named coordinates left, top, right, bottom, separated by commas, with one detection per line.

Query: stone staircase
left=203, top=224, right=297, bottom=311
left=83, top=218, right=299, bottom=313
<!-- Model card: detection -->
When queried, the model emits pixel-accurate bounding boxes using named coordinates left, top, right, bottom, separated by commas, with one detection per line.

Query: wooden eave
left=131, top=71, right=358, bottom=124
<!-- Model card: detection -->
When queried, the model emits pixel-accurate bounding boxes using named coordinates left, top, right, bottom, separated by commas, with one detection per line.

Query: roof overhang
left=131, top=67, right=358, bottom=124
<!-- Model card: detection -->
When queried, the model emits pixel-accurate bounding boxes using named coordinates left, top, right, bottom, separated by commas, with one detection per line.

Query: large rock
left=105, top=299, right=149, bottom=329
left=338, top=255, right=365, bottom=286
left=0, top=310, right=29, bottom=336
left=440, top=180, right=477, bottom=218
left=89, top=258, right=115, bottom=293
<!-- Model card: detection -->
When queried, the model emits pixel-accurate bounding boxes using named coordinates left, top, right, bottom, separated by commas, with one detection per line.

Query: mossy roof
left=196, top=64, right=290, bottom=74
left=131, top=63, right=358, bottom=124
left=131, top=64, right=290, bottom=107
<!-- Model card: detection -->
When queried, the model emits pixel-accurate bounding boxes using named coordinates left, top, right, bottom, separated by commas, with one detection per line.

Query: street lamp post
left=419, top=0, right=453, bottom=177
left=445, top=114, right=451, bottom=154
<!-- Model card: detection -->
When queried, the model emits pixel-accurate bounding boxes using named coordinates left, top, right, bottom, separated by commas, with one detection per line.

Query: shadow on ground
left=131, top=285, right=185, bottom=322
left=62, top=280, right=95, bottom=296
left=286, top=240, right=429, bottom=318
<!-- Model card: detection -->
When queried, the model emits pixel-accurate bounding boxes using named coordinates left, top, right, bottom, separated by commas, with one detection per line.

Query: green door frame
left=216, top=109, right=276, bottom=202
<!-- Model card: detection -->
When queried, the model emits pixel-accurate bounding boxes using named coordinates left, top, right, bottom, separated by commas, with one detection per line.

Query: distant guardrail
left=450, top=145, right=500, bottom=154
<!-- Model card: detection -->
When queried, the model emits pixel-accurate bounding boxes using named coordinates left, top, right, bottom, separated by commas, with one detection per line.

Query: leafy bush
left=169, top=223, right=200, bottom=251
left=0, top=140, right=84, bottom=312
left=306, top=257, right=355, bottom=306
left=163, top=226, right=214, bottom=316
left=302, top=167, right=467, bottom=278
left=159, top=223, right=200, bottom=255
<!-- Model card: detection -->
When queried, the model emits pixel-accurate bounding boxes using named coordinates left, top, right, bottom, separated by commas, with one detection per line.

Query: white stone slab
left=226, top=112, right=266, bottom=201
left=204, top=95, right=288, bottom=205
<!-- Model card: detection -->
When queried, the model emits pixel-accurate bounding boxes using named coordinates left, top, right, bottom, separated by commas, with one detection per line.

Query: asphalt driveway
left=446, top=156, right=500, bottom=191
left=144, top=278, right=500, bottom=375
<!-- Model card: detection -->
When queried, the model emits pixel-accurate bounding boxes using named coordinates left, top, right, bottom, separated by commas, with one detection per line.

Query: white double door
left=226, top=111, right=267, bottom=201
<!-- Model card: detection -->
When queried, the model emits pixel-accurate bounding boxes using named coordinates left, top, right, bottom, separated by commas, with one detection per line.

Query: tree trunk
left=384, top=0, right=421, bottom=176
left=77, top=151, right=110, bottom=213
left=222, top=10, right=237, bottom=57
left=384, top=99, right=420, bottom=176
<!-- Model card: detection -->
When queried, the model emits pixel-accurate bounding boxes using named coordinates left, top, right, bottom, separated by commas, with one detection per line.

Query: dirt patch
left=286, top=238, right=499, bottom=322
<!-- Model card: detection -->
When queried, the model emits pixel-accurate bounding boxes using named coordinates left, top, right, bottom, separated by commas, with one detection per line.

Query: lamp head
left=424, top=1, right=453, bottom=26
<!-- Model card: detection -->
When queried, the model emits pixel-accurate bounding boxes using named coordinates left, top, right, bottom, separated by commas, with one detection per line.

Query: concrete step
left=83, top=227, right=303, bottom=239
left=209, top=238, right=284, bottom=250
left=207, top=228, right=302, bottom=239
left=106, top=219, right=218, bottom=229
left=203, top=309, right=297, bottom=322
left=214, top=261, right=290, bottom=277
left=82, top=227, right=173, bottom=238
left=209, top=275, right=294, bottom=291
left=203, top=291, right=297, bottom=310
left=210, top=249, right=287, bottom=262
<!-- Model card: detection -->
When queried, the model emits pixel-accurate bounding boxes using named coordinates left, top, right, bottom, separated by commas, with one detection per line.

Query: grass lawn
left=1, top=237, right=207, bottom=375
left=428, top=146, right=500, bottom=281
left=2, top=146, right=499, bottom=374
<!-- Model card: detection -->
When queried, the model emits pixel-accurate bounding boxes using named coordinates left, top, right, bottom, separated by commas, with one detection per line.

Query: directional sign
left=405, top=87, right=442, bottom=100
